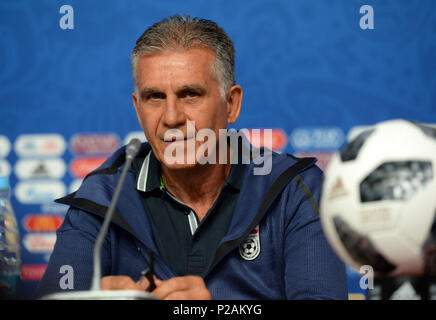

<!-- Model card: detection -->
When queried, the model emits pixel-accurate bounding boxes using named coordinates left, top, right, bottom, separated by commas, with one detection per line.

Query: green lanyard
left=160, top=175, right=165, bottom=190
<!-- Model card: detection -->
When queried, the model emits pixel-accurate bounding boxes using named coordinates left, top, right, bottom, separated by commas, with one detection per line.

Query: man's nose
left=161, top=97, right=186, bottom=128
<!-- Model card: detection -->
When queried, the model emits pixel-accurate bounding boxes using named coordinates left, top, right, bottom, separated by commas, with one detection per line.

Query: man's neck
left=160, top=160, right=232, bottom=221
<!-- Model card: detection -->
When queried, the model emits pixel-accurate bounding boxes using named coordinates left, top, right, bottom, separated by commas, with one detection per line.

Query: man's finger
left=151, top=277, right=185, bottom=298
left=151, top=276, right=210, bottom=300
left=154, top=277, right=163, bottom=287
left=136, top=276, right=151, bottom=291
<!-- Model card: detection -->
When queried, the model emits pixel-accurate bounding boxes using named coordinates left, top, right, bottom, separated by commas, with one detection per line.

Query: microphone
left=90, top=138, right=141, bottom=291
left=41, top=138, right=154, bottom=300
left=125, top=137, right=142, bottom=160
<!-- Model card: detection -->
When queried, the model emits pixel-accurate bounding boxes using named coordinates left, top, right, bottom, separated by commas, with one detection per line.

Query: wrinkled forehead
left=135, top=47, right=218, bottom=89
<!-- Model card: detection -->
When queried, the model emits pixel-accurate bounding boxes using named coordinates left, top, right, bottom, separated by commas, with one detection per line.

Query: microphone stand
left=90, top=142, right=136, bottom=291
left=41, top=139, right=154, bottom=300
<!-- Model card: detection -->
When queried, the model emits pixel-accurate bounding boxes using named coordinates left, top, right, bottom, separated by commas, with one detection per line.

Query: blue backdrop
left=0, top=0, right=435, bottom=299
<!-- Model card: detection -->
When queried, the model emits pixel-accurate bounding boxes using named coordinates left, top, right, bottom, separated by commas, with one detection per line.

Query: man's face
left=132, top=47, right=237, bottom=169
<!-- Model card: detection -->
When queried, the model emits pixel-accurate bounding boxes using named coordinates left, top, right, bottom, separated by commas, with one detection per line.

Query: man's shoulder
left=260, top=150, right=322, bottom=183
left=59, top=142, right=151, bottom=204
left=95, top=141, right=152, bottom=171
left=278, top=152, right=324, bottom=201
left=237, top=150, right=323, bottom=205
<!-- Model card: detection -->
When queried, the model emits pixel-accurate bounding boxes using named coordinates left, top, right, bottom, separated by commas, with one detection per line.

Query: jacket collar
left=55, top=140, right=317, bottom=276
left=136, top=148, right=246, bottom=194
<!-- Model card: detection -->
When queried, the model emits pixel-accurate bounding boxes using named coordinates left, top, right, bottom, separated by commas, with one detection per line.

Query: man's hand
left=152, top=276, right=211, bottom=300
left=101, top=275, right=211, bottom=300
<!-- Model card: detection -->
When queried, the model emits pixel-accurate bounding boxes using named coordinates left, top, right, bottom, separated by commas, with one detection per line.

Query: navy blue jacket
left=35, top=143, right=348, bottom=299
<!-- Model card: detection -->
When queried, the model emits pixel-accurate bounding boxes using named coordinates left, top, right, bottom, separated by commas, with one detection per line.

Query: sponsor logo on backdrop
left=22, top=214, right=64, bottom=232
left=124, top=131, right=147, bottom=146
left=69, top=157, right=107, bottom=178
left=70, top=133, right=120, bottom=155
left=0, top=159, right=11, bottom=177
left=14, top=158, right=66, bottom=179
left=14, top=134, right=66, bottom=157
left=23, top=233, right=57, bottom=253
left=41, top=203, right=69, bottom=214
left=290, top=127, right=344, bottom=151
left=15, top=181, right=66, bottom=204
left=21, top=264, right=47, bottom=281
left=0, top=135, right=11, bottom=157
left=242, top=128, right=287, bottom=152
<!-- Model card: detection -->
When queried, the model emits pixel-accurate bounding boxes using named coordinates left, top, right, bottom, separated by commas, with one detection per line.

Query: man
left=36, top=15, right=347, bottom=299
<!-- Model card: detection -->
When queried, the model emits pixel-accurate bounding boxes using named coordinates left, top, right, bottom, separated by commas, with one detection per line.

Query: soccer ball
left=320, top=119, right=436, bottom=277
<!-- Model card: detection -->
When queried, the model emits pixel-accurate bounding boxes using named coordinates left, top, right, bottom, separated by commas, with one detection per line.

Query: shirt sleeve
left=283, top=165, right=348, bottom=299
left=34, top=207, right=110, bottom=298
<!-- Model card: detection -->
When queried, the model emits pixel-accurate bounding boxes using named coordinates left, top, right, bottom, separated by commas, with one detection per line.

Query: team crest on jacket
left=239, top=225, right=260, bottom=261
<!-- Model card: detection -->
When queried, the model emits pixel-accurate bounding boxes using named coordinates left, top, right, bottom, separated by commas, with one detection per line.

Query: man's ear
left=132, top=92, right=144, bottom=130
left=226, top=85, right=243, bottom=124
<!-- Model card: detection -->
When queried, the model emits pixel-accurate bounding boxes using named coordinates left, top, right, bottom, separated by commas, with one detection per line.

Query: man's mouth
left=163, top=132, right=195, bottom=142
left=171, top=137, right=186, bottom=142
left=164, top=136, right=194, bottom=143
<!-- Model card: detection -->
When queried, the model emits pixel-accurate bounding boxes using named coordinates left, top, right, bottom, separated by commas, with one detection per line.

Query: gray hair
left=131, top=15, right=235, bottom=99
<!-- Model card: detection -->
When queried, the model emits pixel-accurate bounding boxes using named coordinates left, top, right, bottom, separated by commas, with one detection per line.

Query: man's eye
left=148, top=93, right=164, bottom=100
left=185, top=91, right=199, bottom=98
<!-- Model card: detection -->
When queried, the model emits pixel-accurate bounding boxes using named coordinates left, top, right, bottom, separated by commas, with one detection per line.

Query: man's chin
left=155, top=141, right=219, bottom=170
left=160, top=160, right=199, bottom=170
left=157, top=149, right=198, bottom=169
